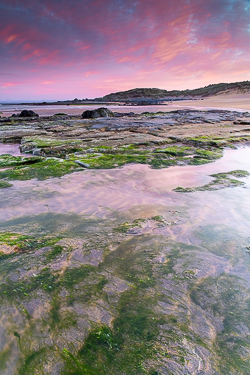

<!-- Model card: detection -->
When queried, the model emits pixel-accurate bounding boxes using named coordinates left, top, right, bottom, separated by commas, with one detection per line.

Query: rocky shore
left=1, top=107, right=250, bottom=375
left=0, top=107, right=250, bottom=180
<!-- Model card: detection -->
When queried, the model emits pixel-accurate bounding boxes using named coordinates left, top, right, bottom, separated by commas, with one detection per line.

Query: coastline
left=1, top=93, right=250, bottom=118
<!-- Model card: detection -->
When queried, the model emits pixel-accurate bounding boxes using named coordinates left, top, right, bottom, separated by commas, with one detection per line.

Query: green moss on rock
left=0, top=159, right=79, bottom=181
left=0, top=154, right=43, bottom=168
left=0, top=181, right=12, bottom=188
left=174, top=170, right=249, bottom=192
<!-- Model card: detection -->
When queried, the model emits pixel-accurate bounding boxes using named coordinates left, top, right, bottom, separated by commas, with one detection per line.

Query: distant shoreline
left=0, top=98, right=197, bottom=106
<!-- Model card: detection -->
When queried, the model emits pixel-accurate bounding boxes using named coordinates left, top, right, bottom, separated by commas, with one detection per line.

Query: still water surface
left=1, top=146, right=250, bottom=225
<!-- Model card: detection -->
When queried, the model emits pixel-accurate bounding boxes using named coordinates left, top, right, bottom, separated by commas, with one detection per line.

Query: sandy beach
left=175, top=92, right=250, bottom=111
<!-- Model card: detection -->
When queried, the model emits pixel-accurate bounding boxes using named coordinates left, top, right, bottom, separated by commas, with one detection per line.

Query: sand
left=175, top=92, right=250, bottom=112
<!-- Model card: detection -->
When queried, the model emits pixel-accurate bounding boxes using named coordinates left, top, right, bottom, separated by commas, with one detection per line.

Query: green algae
left=0, top=263, right=97, bottom=302
left=22, top=136, right=82, bottom=148
left=0, top=139, right=226, bottom=183
left=44, top=244, right=65, bottom=263
left=18, top=138, right=225, bottom=172
left=149, top=156, right=177, bottom=169
left=21, top=136, right=84, bottom=157
left=0, top=180, right=12, bottom=188
left=141, top=111, right=165, bottom=116
left=0, top=232, right=61, bottom=252
left=190, top=274, right=250, bottom=374
left=0, top=267, right=59, bottom=300
left=185, top=136, right=227, bottom=147
left=76, top=153, right=149, bottom=169
left=60, top=265, right=96, bottom=290
left=212, top=169, right=250, bottom=178
left=113, top=218, right=146, bottom=233
left=59, top=235, right=166, bottom=374
left=194, top=148, right=223, bottom=159
left=1, top=203, right=250, bottom=374
left=0, top=212, right=110, bottom=242
left=154, top=146, right=193, bottom=156
left=0, top=223, right=168, bottom=374
left=61, top=293, right=164, bottom=375
left=17, top=348, right=46, bottom=375
left=0, top=251, right=16, bottom=261
left=186, top=135, right=250, bottom=148
left=0, top=348, right=12, bottom=371
left=174, top=170, right=249, bottom=192
left=49, top=298, right=62, bottom=327
left=58, top=235, right=208, bottom=374
left=0, top=158, right=79, bottom=181
left=187, top=157, right=215, bottom=165
left=0, top=154, right=43, bottom=168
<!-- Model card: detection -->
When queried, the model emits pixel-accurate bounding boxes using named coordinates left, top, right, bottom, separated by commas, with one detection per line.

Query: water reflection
left=0, top=143, right=21, bottom=156
left=1, top=147, right=250, bottom=224
left=1, top=102, right=249, bottom=117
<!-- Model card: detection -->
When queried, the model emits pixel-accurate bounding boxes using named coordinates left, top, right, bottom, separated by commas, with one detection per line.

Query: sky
left=0, top=0, right=250, bottom=101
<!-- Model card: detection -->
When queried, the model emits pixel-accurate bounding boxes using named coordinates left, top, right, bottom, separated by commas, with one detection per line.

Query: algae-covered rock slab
left=0, top=154, right=43, bottom=168
left=1, top=211, right=250, bottom=374
left=0, top=181, right=12, bottom=189
left=174, top=170, right=250, bottom=192
left=0, top=158, right=79, bottom=181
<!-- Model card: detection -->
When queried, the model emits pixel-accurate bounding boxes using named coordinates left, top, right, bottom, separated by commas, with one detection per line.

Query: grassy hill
left=99, top=81, right=250, bottom=101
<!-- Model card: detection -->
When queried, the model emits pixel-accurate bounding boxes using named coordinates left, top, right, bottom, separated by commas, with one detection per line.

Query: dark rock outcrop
left=19, top=110, right=39, bottom=118
left=82, top=107, right=115, bottom=119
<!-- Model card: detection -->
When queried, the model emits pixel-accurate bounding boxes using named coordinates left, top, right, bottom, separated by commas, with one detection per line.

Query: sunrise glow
left=1, top=0, right=250, bottom=101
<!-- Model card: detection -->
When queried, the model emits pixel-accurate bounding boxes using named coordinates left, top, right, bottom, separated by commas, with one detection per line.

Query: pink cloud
left=2, top=82, right=19, bottom=88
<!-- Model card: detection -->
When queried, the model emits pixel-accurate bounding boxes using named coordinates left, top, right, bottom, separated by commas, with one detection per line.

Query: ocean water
left=1, top=101, right=249, bottom=117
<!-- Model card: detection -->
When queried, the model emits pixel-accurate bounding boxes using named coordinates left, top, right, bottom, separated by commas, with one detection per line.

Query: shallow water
left=1, top=146, right=250, bottom=222
left=1, top=146, right=250, bottom=374
left=0, top=103, right=171, bottom=117
left=0, top=143, right=22, bottom=156
left=1, top=102, right=249, bottom=117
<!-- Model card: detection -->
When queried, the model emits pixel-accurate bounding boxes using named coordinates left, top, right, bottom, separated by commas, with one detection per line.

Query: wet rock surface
left=0, top=108, right=250, bottom=178
left=0, top=208, right=250, bottom=375
left=1, top=109, right=250, bottom=148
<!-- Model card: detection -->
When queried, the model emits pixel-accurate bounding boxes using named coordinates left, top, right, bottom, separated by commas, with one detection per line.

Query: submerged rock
left=82, top=107, right=115, bottom=119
